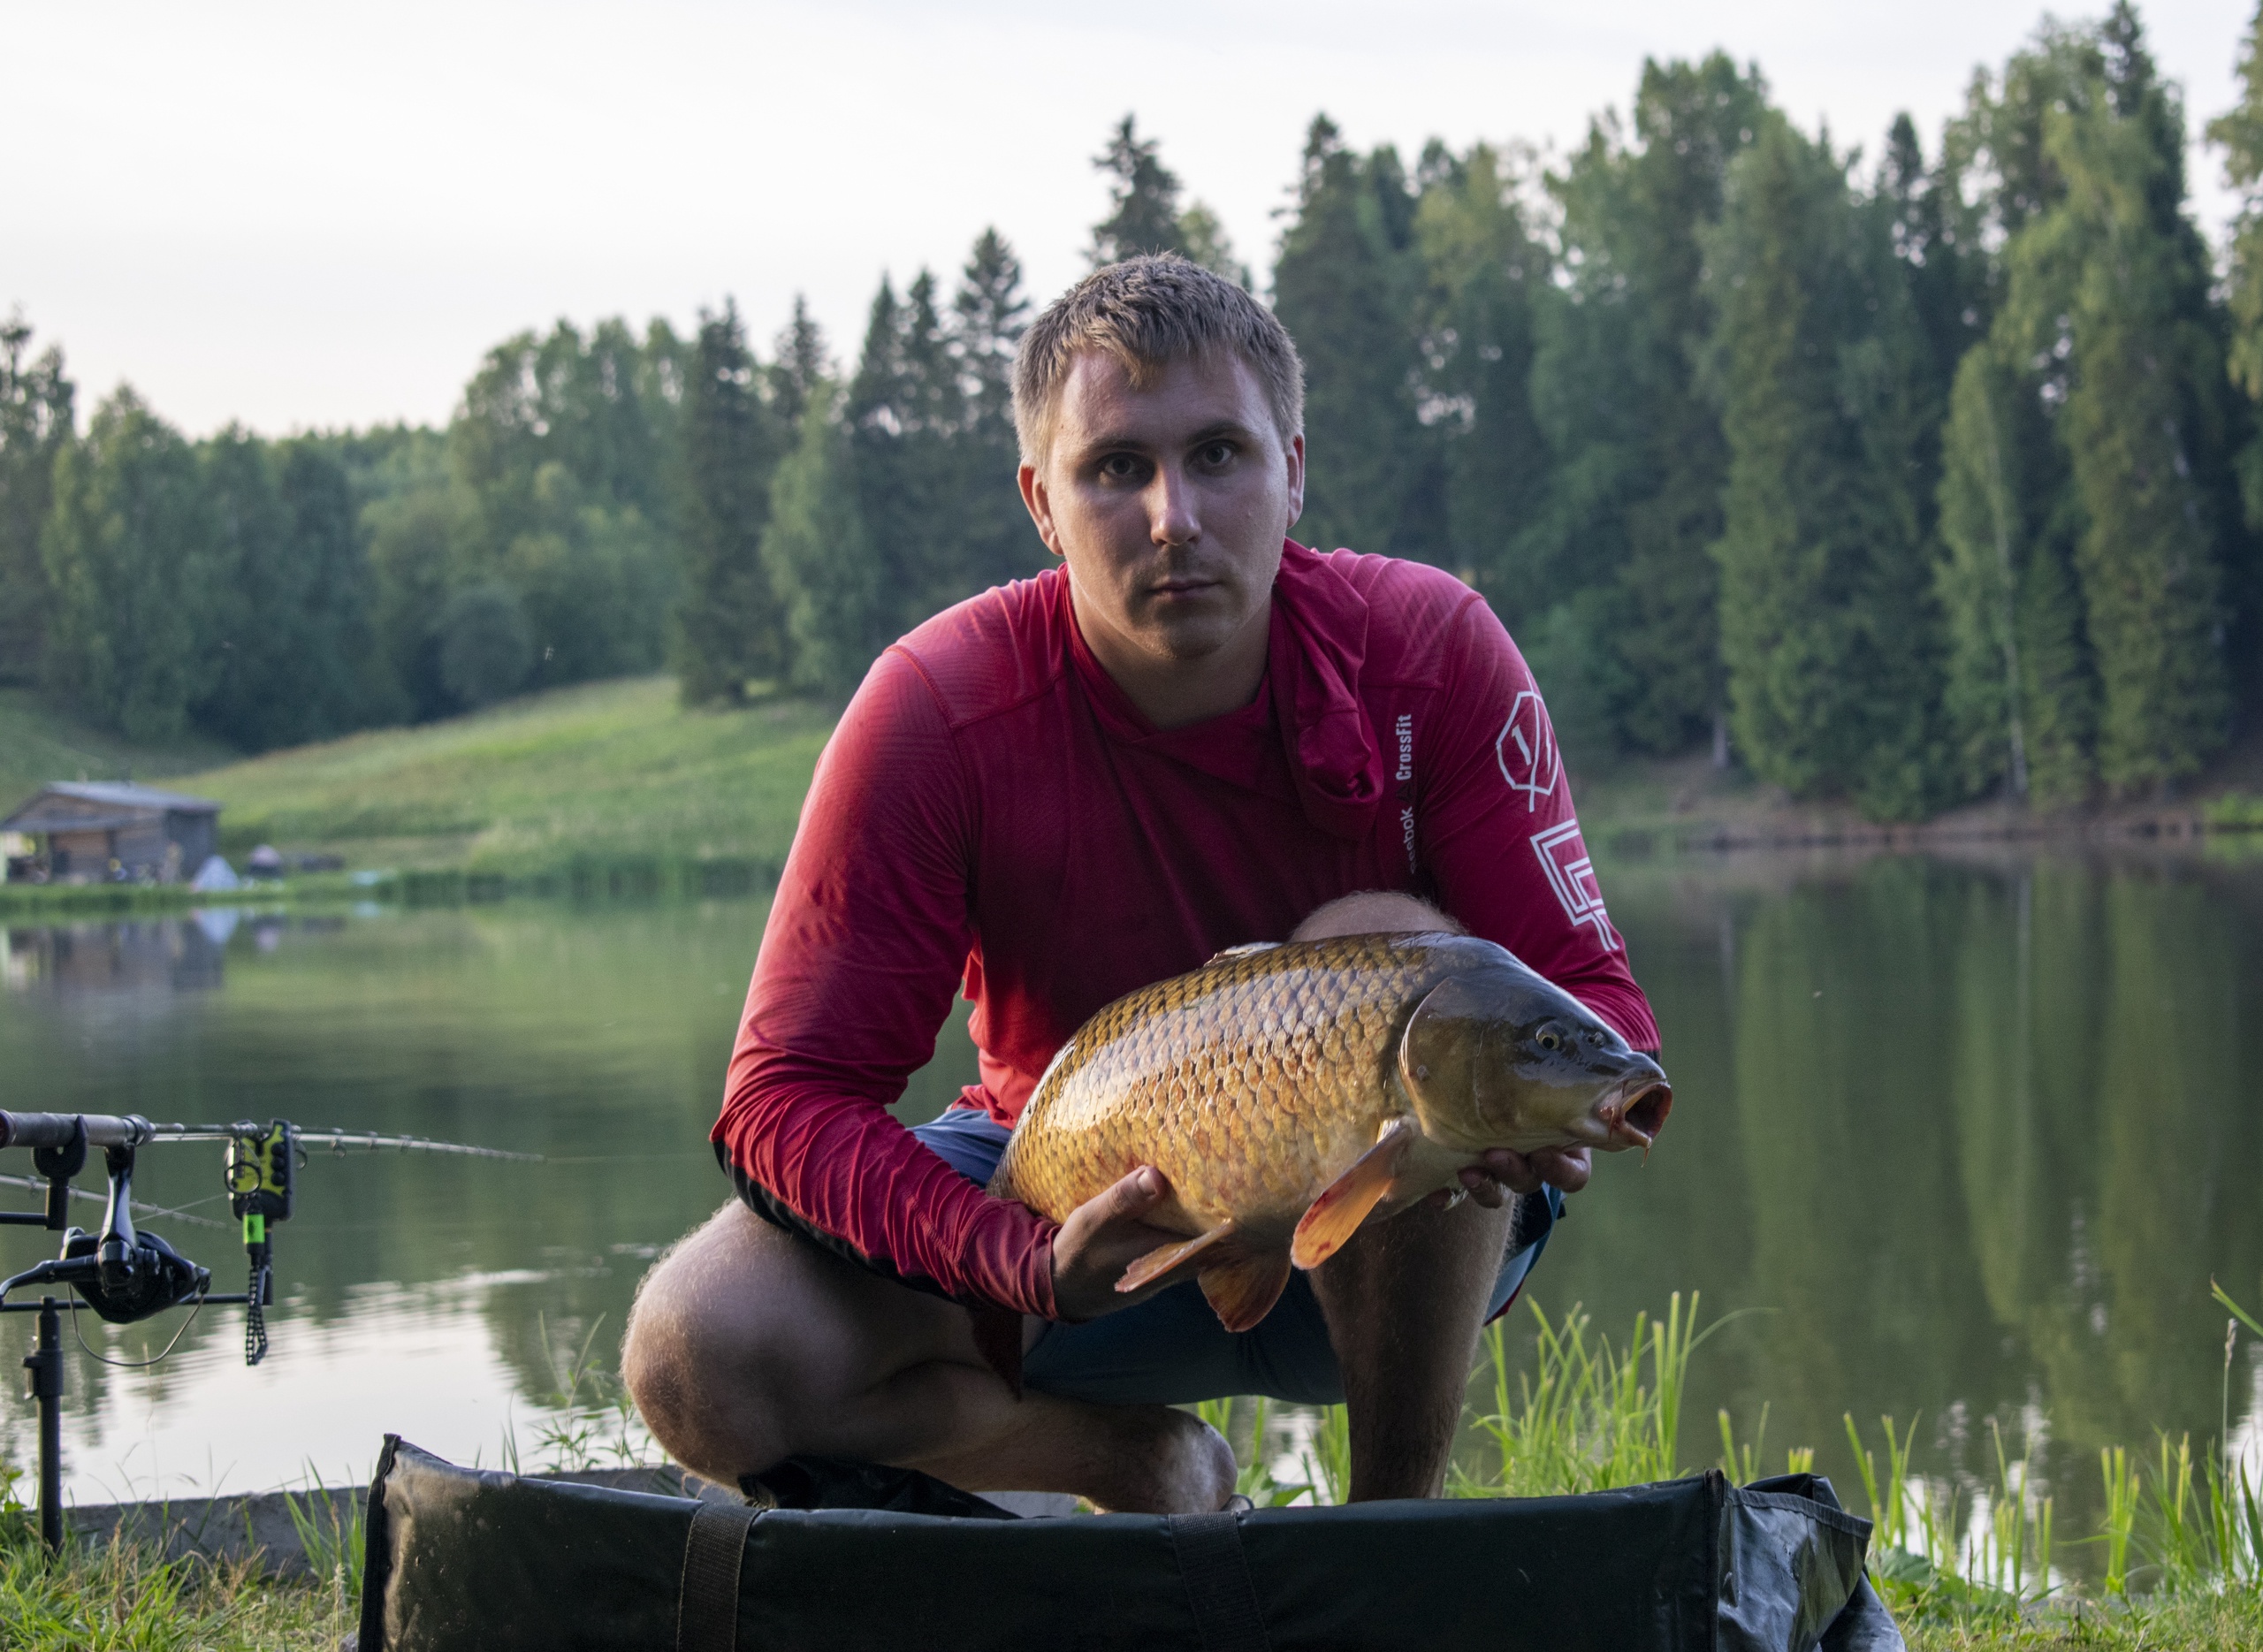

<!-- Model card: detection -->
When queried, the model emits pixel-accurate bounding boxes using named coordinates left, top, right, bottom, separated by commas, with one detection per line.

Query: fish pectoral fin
left=1290, top=1117, right=1418, bottom=1270
left=1199, top=1251, right=1294, bottom=1334
left=1116, top=1222, right=1238, bottom=1295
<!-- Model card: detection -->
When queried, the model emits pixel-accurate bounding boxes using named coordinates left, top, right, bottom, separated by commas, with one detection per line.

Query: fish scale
left=992, top=935, right=1455, bottom=1245
left=982, top=930, right=1672, bottom=1340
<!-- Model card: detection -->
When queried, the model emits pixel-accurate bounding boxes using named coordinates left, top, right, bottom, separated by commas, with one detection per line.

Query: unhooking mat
left=355, top=1435, right=1905, bottom=1651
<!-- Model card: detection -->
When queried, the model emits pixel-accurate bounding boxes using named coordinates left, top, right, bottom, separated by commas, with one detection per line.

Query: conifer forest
left=7, top=2, right=2263, bottom=823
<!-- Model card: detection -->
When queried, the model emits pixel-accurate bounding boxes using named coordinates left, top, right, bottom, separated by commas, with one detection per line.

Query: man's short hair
left=1012, top=254, right=1306, bottom=468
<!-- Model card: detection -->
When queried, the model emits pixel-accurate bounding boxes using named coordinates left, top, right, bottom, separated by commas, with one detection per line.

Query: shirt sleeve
left=1418, top=595, right=1662, bottom=1053
left=710, top=647, right=1058, bottom=1317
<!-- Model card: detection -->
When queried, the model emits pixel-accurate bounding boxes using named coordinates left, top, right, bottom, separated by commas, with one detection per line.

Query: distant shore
left=5, top=676, right=2260, bottom=920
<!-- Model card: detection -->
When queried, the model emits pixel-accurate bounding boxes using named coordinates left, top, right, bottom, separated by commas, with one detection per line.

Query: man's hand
left=1429, top=1146, right=1592, bottom=1210
left=1048, top=1166, right=1188, bottom=1321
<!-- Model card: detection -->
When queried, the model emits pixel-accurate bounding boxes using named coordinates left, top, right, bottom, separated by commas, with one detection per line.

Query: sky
left=8, top=0, right=2256, bottom=438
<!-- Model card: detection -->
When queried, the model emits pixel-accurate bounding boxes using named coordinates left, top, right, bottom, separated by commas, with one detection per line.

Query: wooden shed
left=1, top=782, right=221, bottom=883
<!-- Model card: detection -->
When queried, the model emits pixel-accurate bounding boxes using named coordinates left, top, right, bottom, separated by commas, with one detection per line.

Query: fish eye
left=1535, top=1027, right=1563, bottom=1052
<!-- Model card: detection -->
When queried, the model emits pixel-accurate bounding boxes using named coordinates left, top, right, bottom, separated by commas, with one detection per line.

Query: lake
left=3, top=849, right=2259, bottom=1552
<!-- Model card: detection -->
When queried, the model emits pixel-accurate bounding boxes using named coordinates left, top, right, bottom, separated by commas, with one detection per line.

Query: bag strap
left=675, top=1498, right=759, bottom=1652
left=1168, top=1511, right=1272, bottom=1652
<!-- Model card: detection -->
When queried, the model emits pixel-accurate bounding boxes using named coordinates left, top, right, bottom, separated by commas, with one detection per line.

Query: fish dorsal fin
left=1116, top=1221, right=1238, bottom=1295
left=1200, top=1252, right=1294, bottom=1333
left=1290, top=1118, right=1417, bottom=1269
left=1205, top=941, right=1282, bottom=965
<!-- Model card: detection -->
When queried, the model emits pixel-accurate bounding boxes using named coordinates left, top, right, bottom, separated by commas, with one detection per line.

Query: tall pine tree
left=950, top=229, right=1043, bottom=593
left=1525, top=57, right=1770, bottom=757
left=1942, top=7, right=2240, bottom=796
left=674, top=301, right=787, bottom=703
left=41, top=389, right=219, bottom=742
left=1410, top=141, right=1552, bottom=596
left=0, top=317, right=73, bottom=688
left=1703, top=117, right=1947, bottom=818
left=1274, top=117, right=1435, bottom=562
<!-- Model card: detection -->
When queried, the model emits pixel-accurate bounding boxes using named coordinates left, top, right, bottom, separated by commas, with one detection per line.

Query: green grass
left=0, top=1528, right=348, bottom=1651
left=1185, top=1289, right=2263, bottom=1650
left=171, top=675, right=835, bottom=877
left=0, top=689, right=235, bottom=818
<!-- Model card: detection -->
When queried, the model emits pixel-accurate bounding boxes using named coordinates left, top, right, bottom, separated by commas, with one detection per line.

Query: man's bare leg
left=621, top=1201, right=1234, bottom=1513
left=1293, top=890, right=1515, bottom=1501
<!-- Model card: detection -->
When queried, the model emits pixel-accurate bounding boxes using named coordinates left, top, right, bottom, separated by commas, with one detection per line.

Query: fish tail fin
left=967, top=1303, right=1024, bottom=1399
left=1117, top=1221, right=1238, bottom=1295
left=1290, top=1117, right=1416, bottom=1269
left=1200, top=1251, right=1293, bottom=1333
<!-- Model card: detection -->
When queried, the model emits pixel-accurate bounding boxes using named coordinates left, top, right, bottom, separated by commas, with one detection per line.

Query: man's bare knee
left=1292, top=890, right=1463, bottom=942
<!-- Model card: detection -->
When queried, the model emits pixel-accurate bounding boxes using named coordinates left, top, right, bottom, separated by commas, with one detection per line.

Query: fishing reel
left=1, top=1138, right=211, bottom=1325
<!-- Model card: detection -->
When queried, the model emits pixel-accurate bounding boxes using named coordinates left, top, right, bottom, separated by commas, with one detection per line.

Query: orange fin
left=967, top=1304, right=1024, bottom=1399
left=1290, top=1118, right=1417, bottom=1269
left=1200, top=1251, right=1295, bottom=1332
left=1117, top=1221, right=1238, bottom=1294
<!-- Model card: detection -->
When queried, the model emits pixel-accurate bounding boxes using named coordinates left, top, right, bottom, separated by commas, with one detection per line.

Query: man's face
left=1019, top=349, right=1305, bottom=678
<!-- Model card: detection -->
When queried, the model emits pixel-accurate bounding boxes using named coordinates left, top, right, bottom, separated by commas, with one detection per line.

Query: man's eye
left=1099, top=454, right=1143, bottom=482
left=1197, top=442, right=1235, bottom=467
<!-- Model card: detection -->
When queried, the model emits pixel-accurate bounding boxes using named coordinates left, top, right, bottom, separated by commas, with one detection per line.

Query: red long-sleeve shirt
left=712, top=542, right=1658, bottom=1319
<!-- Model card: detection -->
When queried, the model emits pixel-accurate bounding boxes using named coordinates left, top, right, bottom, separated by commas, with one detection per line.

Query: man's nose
left=1147, top=463, right=1200, bottom=547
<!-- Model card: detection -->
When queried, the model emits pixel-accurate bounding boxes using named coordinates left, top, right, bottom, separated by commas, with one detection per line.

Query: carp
left=989, top=931, right=1671, bottom=1336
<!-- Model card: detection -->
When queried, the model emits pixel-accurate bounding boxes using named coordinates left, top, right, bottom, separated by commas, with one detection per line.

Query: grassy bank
left=11, top=678, right=2263, bottom=910
left=0, top=690, right=234, bottom=817
left=173, top=675, right=834, bottom=878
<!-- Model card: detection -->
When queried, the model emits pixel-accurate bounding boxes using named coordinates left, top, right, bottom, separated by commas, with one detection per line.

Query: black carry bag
left=356, top=1435, right=1904, bottom=1651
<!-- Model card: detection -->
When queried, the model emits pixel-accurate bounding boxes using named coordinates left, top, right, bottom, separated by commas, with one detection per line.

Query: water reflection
left=0, top=859, right=2257, bottom=1549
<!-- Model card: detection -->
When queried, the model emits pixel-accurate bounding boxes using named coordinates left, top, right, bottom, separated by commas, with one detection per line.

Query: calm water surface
left=3, top=852, right=2260, bottom=1543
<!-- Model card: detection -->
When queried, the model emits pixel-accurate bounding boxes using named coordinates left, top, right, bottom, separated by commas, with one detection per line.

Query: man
left=623, top=255, right=1658, bottom=1513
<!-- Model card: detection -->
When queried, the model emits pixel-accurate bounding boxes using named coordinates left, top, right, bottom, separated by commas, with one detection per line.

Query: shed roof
left=2, top=781, right=222, bottom=834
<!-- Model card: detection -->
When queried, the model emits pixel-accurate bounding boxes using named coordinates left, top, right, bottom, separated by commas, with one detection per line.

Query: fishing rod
left=0, top=1108, right=539, bottom=1552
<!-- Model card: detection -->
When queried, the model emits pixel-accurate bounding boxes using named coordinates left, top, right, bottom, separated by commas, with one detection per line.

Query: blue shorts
left=911, top=1107, right=1560, bottom=1407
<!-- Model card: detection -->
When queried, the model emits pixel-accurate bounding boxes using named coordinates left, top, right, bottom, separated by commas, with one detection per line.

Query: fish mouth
left=1601, top=1078, right=1673, bottom=1153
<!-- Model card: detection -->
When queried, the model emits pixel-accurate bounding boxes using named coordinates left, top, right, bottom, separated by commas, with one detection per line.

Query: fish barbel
left=989, top=932, right=1671, bottom=1334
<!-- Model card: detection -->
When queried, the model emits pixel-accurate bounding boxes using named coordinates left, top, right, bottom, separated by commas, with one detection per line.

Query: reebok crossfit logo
left=1395, top=713, right=1416, bottom=873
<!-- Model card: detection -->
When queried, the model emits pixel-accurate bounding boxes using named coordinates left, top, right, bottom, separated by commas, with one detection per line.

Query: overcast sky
left=9, top=0, right=2255, bottom=437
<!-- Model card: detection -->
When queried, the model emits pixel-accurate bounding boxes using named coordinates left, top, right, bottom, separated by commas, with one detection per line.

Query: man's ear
left=1018, top=462, right=1066, bottom=558
left=1284, top=432, right=1307, bottom=529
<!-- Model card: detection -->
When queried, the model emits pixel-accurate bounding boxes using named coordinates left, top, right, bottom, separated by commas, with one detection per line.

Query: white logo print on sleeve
left=1494, top=690, right=1559, bottom=811
left=1530, top=820, right=1619, bottom=951
left=1497, top=687, right=1617, bottom=951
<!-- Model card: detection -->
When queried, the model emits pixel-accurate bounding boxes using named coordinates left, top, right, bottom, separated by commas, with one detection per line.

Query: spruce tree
left=1090, top=116, right=1189, bottom=264
left=674, top=301, right=787, bottom=704
left=1525, top=56, right=1770, bottom=757
left=1703, top=118, right=1947, bottom=818
left=2207, top=0, right=2263, bottom=709
left=770, top=297, right=828, bottom=432
left=1273, top=116, right=1435, bottom=561
left=0, top=319, right=74, bottom=689
left=1935, top=343, right=2098, bottom=803
left=2046, top=7, right=2232, bottom=788
left=191, top=427, right=297, bottom=750
left=950, top=230, right=1043, bottom=592
left=1411, top=142, right=1551, bottom=598
left=278, top=438, right=385, bottom=736
left=762, top=384, right=882, bottom=696
left=843, top=270, right=968, bottom=634
left=41, top=389, right=218, bottom=741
